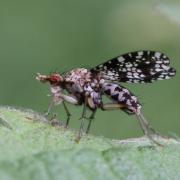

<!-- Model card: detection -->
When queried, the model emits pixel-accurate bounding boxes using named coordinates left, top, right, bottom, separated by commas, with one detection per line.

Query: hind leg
left=136, top=113, right=162, bottom=136
left=101, top=102, right=162, bottom=146
left=101, top=103, right=127, bottom=110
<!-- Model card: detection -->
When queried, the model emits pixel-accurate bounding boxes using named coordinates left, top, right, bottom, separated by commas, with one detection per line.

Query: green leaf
left=0, top=106, right=179, bottom=180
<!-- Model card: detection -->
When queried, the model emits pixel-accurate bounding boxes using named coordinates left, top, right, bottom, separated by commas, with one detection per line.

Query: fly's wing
left=90, top=51, right=176, bottom=83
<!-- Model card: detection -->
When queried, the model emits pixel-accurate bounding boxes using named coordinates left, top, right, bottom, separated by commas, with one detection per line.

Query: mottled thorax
left=64, top=68, right=92, bottom=87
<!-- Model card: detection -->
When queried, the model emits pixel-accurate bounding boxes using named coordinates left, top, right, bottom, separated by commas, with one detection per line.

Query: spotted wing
left=90, top=51, right=176, bottom=83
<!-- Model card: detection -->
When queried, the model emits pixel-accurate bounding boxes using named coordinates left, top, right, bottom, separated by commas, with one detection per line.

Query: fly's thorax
left=63, top=68, right=102, bottom=94
left=64, top=68, right=92, bottom=87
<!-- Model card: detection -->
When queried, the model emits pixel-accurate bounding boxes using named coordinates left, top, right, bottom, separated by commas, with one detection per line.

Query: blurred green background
left=0, top=0, right=179, bottom=139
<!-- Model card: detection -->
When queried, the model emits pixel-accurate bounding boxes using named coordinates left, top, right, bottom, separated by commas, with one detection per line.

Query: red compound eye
left=49, top=74, right=63, bottom=84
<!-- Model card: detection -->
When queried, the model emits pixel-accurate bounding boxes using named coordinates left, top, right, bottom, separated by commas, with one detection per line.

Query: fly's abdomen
left=102, top=82, right=141, bottom=114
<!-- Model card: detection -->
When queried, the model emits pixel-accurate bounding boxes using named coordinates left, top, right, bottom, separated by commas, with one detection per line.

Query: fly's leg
left=44, top=100, right=54, bottom=117
left=86, top=110, right=96, bottom=134
left=61, top=94, right=81, bottom=129
left=136, top=113, right=164, bottom=146
left=61, top=94, right=79, bottom=128
left=45, top=94, right=77, bottom=123
left=101, top=103, right=127, bottom=110
left=62, top=101, right=71, bottom=128
left=76, top=102, right=87, bottom=142
left=85, top=95, right=97, bottom=134
left=44, top=100, right=58, bottom=121
left=136, top=112, right=161, bottom=136
left=101, top=103, right=163, bottom=146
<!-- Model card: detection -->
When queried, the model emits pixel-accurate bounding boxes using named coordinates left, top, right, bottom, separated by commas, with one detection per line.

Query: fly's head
left=36, top=73, right=65, bottom=105
left=36, top=73, right=64, bottom=86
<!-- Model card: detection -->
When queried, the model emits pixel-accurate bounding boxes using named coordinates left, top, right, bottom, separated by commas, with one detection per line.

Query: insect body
left=36, top=50, right=176, bottom=144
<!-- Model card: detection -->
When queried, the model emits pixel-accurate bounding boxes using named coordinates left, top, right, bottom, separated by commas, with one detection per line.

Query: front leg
left=45, top=94, right=78, bottom=124
left=44, top=99, right=54, bottom=117
left=60, top=94, right=79, bottom=105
